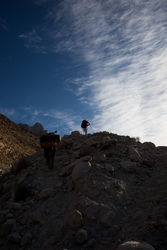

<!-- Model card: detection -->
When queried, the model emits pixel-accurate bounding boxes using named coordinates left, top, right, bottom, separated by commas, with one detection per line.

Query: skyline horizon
left=1, top=0, right=167, bottom=146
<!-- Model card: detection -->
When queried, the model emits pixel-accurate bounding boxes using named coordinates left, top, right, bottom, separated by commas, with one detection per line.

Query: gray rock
left=75, top=229, right=88, bottom=244
left=71, top=131, right=81, bottom=136
left=29, top=211, right=41, bottom=224
left=66, top=209, right=83, bottom=228
left=66, top=156, right=92, bottom=175
left=38, top=188, right=54, bottom=200
left=120, top=160, right=136, bottom=173
left=87, top=238, right=96, bottom=247
left=104, top=163, right=115, bottom=173
left=7, top=232, right=21, bottom=243
left=143, top=159, right=153, bottom=168
left=8, top=202, right=22, bottom=210
left=116, top=241, right=155, bottom=250
left=21, top=232, right=32, bottom=246
left=0, top=219, right=16, bottom=236
left=142, top=142, right=156, bottom=150
left=94, top=153, right=106, bottom=163
left=100, top=212, right=113, bottom=228
left=129, top=146, right=142, bottom=162
left=72, top=161, right=92, bottom=181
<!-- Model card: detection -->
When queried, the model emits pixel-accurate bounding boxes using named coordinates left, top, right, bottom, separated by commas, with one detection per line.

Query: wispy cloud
left=44, top=0, right=167, bottom=145
left=19, top=0, right=167, bottom=145
left=0, top=107, right=16, bottom=117
left=19, top=28, right=47, bottom=53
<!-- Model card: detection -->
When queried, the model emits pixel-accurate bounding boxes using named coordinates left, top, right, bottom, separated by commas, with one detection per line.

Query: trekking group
left=40, top=120, right=90, bottom=169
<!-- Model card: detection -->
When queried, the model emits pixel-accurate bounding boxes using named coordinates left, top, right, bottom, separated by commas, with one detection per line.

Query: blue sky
left=0, top=0, right=167, bottom=145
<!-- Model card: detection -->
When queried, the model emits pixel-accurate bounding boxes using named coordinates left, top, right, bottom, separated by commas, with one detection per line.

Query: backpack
left=81, top=120, right=89, bottom=128
left=40, top=133, right=61, bottom=148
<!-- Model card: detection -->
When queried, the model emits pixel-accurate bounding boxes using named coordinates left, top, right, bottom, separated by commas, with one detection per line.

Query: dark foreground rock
left=0, top=130, right=167, bottom=250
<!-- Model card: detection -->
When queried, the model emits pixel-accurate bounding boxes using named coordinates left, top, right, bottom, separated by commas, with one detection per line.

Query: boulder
left=66, top=209, right=83, bottom=228
left=129, top=146, right=142, bottom=162
left=75, top=229, right=88, bottom=244
left=66, top=156, right=92, bottom=175
left=71, top=131, right=81, bottom=136
left=72, top=161, right=92, bottom=182
left=142, top=142, right=156, bottom=150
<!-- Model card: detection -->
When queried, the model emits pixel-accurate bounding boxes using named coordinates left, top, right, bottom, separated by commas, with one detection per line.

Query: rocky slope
left=0, top=114, right=41, bottom=172
left=18, top=122, right=45, bottom=136
left=0, top=120, right=167, bottom=250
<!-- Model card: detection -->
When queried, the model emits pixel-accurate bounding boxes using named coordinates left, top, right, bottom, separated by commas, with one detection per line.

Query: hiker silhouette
left=40, top=131, right=61, bottom=169
left=81, top=120, right=90, bottom=135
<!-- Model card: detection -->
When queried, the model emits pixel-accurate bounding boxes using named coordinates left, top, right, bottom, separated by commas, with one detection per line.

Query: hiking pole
left=89, top=124, right=94, bottom=131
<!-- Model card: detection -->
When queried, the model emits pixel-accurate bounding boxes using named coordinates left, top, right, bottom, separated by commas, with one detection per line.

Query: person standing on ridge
left=81, top=120, right=90, bottom=135
left=40, top=130, right=61, bottom=169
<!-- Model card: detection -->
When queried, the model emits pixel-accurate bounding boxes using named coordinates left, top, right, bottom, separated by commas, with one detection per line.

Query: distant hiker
left=81, top=120, right=90, bottom=135
left=40, top=130, right=61, bottom=169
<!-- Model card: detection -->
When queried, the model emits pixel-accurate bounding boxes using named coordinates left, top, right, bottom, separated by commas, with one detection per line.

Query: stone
left=71, top=131, right=81, bottom=136
left=143, top=159, right=153, bottom=168
left=104, top=163, right=115, bottom=173
left=21, top=232, right=32, bottom=246
left=13, top=158, right=30, bottom=174
left=7, top=232, right=21, bottom=243
left=79, top=145, right=93, bottom=156
left=8, top=202, right=22, bottom=211
left=142, top=142, right=156, bottom=150
left=94, top=153, right=106, bottom=163
left=55, top=181, right=63, bottom=188
left=38, top=188, right=54, bottom=200
left=102, top=136, right=112, bottom=143
left=72, top=161, right=92, bottom=182
left=120, top=160, right=136, bottom=173
left=29, top=212, right=41, bottom=224
left=0, top=219, right=16, bottom=236
left=75, top=229, right=88, bottom=244
left=87, top=238, right=96, bottom=247
left=66, top=156, right=92, bottom=175
left=0, top=210, right=7, bottom=222
left=116, top=241, right=155, bottom=250
left=100, top=212, right=112, bottom=228
left=3, top=182, right=13, bottom=192
left=129, top=147, right=142, bottom=162
left=66, top=209, right=83, bottom=228
left=58, top=167, right=67, bottom=176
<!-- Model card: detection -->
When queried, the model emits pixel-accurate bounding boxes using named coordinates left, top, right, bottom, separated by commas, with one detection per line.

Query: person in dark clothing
left=40, top=131, right=61, bottom=169
left=81, top=120, right=90, bottom=135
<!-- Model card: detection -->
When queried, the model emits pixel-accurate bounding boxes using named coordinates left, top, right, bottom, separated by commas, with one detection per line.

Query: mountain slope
left=0, top=126, right=167, bottom=249
left=0, top=114, right=41, bottom=170
left=18, top=122, right=45, bottom=136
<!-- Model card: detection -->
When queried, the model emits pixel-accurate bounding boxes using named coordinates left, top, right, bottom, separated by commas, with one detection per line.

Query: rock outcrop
left=0, top=119, right=167, bottom=250
left=0, top=114, right=41, bottom=171
left=18, top=122, right=45, bottom=136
